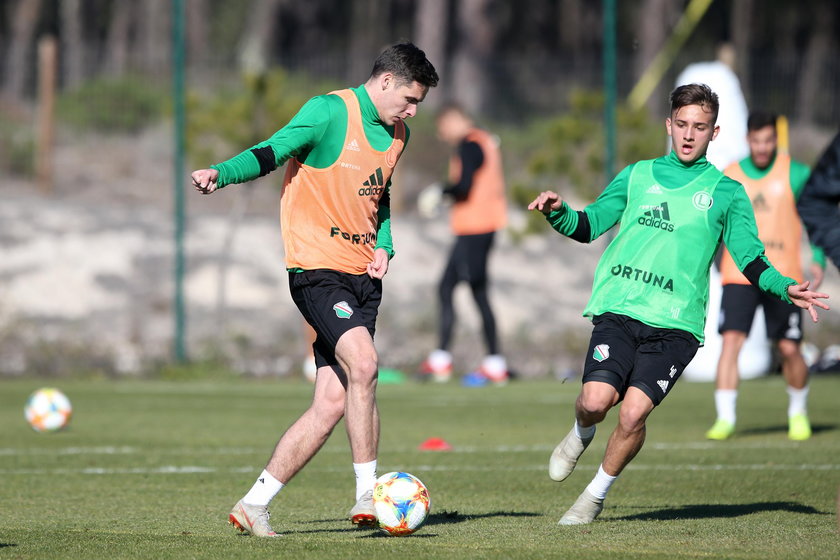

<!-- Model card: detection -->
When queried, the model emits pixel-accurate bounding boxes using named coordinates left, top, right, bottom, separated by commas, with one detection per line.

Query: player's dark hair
left=747, top=110, right=778, bottom=132
left=370, top=42, right=439, bottom=88
left=669, top=83, right=719, bottom=124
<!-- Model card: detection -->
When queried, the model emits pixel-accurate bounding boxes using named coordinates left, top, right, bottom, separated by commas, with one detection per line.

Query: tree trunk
left=634, top=0, right=671, bottom=114
left=237, top=0, right=284, bottom=76
left=451, top=0, right=496, bottom=115
left=60, top=0, right=84, bottom=89
left=796, top=1, right=834, bottom=124
left=3, top=0, right=42, bottom=101
left=413, top=0, right=449, bottom=106
left=186, top=0, right=209, bottom=69
left=559, top=0, right=584, bottom=55
left=348, top=0, right=390, bottom=82
left=104, top=1, right=133, bottom=75
left=730, top=0, right=753, bottom=97
left=139, top=0, right=170, bottom=76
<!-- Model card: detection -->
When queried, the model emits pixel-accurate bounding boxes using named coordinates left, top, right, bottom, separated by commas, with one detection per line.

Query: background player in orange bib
left=420, top=104, right=509, bottom=385
left=191, top=43, right=438, bottom=537
left=707, top=111, right=826, bottom=441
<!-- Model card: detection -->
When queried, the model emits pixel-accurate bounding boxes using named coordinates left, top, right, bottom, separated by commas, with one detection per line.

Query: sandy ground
left=1, top=127, right=837, bottom=378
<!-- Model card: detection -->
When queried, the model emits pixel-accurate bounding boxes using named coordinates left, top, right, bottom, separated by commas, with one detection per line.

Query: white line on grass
left=0, top=440, right=824, bottom=458
left=1, top=463, right=839, bottom=476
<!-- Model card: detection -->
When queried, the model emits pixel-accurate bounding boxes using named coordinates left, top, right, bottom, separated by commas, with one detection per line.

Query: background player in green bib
left=528, top=84, right=829, bottom=526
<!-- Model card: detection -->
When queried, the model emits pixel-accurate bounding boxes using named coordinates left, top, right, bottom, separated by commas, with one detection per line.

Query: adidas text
left=638, top=202, right=674, bottom=232
left=359, top=167, right=386, bottom=197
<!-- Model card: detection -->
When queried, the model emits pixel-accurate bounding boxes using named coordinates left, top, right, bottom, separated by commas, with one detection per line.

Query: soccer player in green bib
left=528, top=83, right=830, bottom=526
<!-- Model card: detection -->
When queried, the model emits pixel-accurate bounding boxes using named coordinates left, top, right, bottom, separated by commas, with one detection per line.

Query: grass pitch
left=1, top=374, right=838, bottom=559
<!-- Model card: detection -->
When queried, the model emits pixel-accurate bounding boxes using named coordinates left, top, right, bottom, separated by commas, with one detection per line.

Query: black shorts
left=582, top=313, right=700, bottom=406
left=289, top=269, right=382, bottom=369
left=719, top=284, right=802, bottom=342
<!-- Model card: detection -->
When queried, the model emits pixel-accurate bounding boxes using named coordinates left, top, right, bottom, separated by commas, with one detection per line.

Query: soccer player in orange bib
left=420, top=104, right=509, bottom=385
left=707, top=111, right=825, bottom=441
left=191, top=43, right=438, bottom=537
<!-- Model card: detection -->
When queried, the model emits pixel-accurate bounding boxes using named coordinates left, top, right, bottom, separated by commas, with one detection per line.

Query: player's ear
left=380, top=72, right=394, bottom=91
left=665, top=118, right=672, bottom=136
left=712, top=125, right=720, bottom=140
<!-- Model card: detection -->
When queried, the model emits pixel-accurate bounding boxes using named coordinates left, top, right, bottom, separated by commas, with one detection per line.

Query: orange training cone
left=418, top=437, right=453, bottom=451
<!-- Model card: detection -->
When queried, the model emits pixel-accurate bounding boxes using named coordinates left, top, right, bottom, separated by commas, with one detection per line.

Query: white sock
left=714, top=389, right=738, bottom=425
left=242, top=469, right=284, bottom=507
left=481, top=354, right=507, bottom=376
left=428, top=349, right=452, bottom=370
left=574, top=421, right=596, bottom=440
left=353, top=460, right=377, bottom=500
left=786, top=385, right=809, bottom=417
left=585, top=464, right=617, bottom=501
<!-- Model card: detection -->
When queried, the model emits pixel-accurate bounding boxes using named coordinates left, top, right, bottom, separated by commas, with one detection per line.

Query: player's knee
left=617, top=402, right=650, bottom=433
left=577, top=391, right=612, bottom=418
left=777, top=339, right=800, bottom=360
left=348, top=353, right=379, bottom=385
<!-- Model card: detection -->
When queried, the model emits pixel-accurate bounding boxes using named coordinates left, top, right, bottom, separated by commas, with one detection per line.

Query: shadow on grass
left=295, top=510, right=541, bottom=536
left=424, top=510, right=541, bottom=526
left=738, top=423, right=836, bottom=436
left=0, top=544, right=17, bottom=548
left=614, top=501, right=827, bottom=522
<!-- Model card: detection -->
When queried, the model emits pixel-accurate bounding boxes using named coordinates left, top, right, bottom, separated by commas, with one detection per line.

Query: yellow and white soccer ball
left=372, top=471, right=431, bottom=536
left=24, top=388, right=72, bottom=433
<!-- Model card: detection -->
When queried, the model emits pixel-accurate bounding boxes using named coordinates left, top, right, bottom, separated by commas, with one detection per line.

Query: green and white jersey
left=545, top=151, right=797, bottom=342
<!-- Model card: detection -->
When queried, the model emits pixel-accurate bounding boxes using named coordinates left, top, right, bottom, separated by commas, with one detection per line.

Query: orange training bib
left=448, top=128, right=507, bottom=236
left=280, top=89, right=405, bottom=274
left=720, top=154, right=803, bottom=284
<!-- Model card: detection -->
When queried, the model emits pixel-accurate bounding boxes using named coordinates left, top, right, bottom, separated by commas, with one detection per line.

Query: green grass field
left=1, top=374, right=838, bottom=559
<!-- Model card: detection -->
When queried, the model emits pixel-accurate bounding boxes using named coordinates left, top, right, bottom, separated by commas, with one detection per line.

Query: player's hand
left=191, top=168, right=219, bottom=194
left=809, top=263, right=825, bottom=290
left=417, top=182, right=443, bottom=219
left=367, top=248, right=390, bottom=279
left=787, top=280, right=830, bottom=322
left=527, top=190, right=564, bottom=215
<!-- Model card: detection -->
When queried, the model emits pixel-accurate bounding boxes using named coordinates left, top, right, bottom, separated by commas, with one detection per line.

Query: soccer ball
left=24, top=388, right=72, bottom=433
left=372, top=471, right=431, bottom=536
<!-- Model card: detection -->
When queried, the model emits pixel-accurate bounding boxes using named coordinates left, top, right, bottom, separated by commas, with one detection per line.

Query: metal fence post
left=172, top=0, right=188, bottom=363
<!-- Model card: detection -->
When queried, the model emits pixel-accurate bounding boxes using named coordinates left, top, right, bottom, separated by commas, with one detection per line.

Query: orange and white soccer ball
left=24, top=388, right=72, bottom=433
left=372, top=471, right=431, bottom=536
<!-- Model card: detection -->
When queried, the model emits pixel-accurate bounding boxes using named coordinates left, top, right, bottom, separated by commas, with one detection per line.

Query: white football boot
left=229, top=500, right=280, bottom=537
left=549, top=426, right=594, bottom=482
left=349, top=489, right=377, bottom=527
left=558, top=489, right=604, bottom=525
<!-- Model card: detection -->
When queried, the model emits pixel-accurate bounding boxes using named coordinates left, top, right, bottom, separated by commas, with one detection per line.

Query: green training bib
left=584, top=159, right=724, bottom=341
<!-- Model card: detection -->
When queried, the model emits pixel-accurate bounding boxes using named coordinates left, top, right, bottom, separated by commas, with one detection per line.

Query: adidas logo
left=657, top=379, right=669, bottom=393
left=638, top=201, right=674, bottom=232
left=646, top=184, right=663, bottom=194
left=345, top=138, right=360, bottom=152
left=358, top=167, right=387, bottom=196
